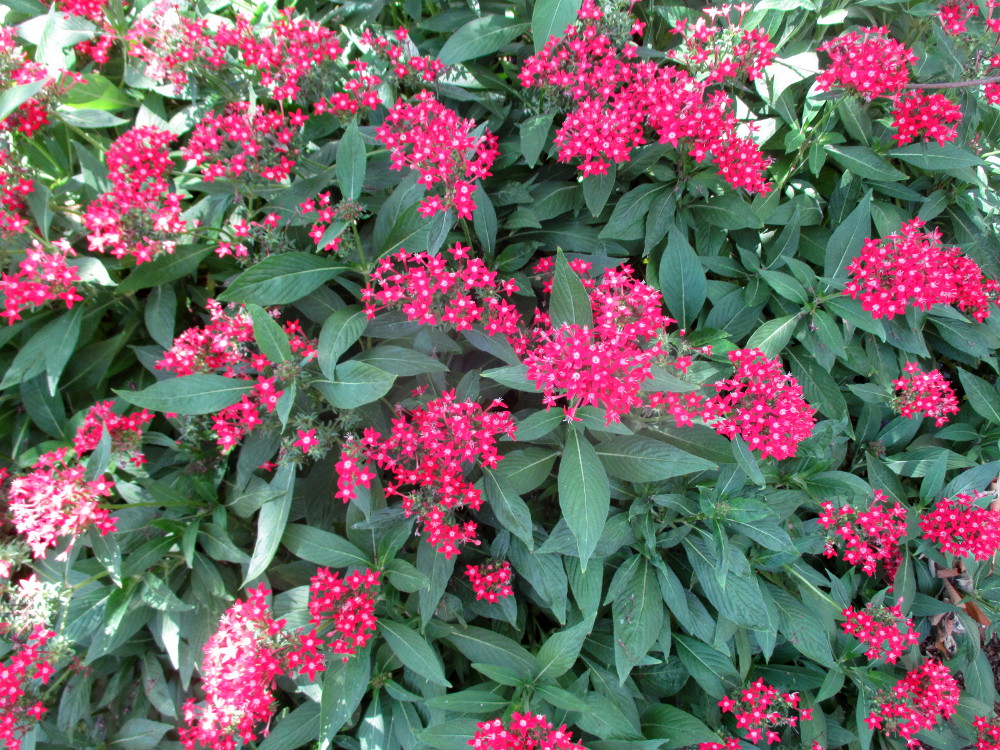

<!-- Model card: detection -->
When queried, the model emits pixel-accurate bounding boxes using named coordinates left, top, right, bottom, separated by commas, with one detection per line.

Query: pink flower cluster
left=890, top=91, right=962, bottom=146
left=816, top=26, right=917, bottom=100
left=669, top=5, right=777, bottom=83
left=157, top=300, right=315, bottom=450
left=516, top=265, right=675, bottom=425
left=520, top=1, right=773, bottom=191
left=360, top=27, right=446, bottom=84
left=707, top=679, right=813, bottom=747
left=919, top=491, right=1000, bottom=560
left=182, top=103, right=308, bottom=183
left=181, top=576, right=381, bottom=749
left=864, top=660, right=959, bottom=747
left=126, top=11, right=231, bottom=90
left=299, top=193, right=365, bottom=252
left=973, top=715, right=1000, bottom=750
left=818, top=490, right=908, bottom=577
left=0, top=28, right=77, bottom=136
left=335, top=391, right=516, bottom=558
left=0, top=148, right=32, bottom=235
left=83, top=126, right=187, bottom=264
left=48, top=0, right=116, bottom=62
left=0, top=239, right=84, bottom=324
left=6, top=448, right=115, bottom=560
left=0, top=624, right=56, bottom=750
left=844, top=218, right=1000, bottom=322
left=73, top=401, right=154, bottom=468
left=841, top=602, right=919, bottom=664
left=305, top=567, right=380, bottom=661
left=892, top=363, right=960, bottom=427
left=363, top=243, right=521, bottom=335
left=469, top=713, right=587, bottom=750
left=937, top=0, right=979, bottom=34
left=466, top=560, right=514, bottom=603
left=376, top=90, right=499, bottom=219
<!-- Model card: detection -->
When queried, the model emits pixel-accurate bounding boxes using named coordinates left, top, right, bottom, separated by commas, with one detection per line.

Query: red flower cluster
left=864, top=660, right=959, bottom=747
left=520, top=2, right=773, bottom=191
left=335, top=391, right=516, bottom=558
left=844, top=218, right=1000, bottom=321
left=0, top=239, right=84, bottom=325
left=0, top=148, right=33, bottom=235
left=516, top=265, right=674, bottom=425
left=183, top=103, right=308, bottom=183
left=306, top=567, right=380, bottom=661
left=0, top=624, right=56, bottom=750
left=469, top=713, right=587, bottom=750
left=157, top=300, right=315, bottom=450
left=816, top=26, right=917, bottom=100
left=709, top=679, right=813, bottom=746
left=360, top=27, right=446, bottom=84
left=841, top=602, right=919, bottom=663
left=83, top=126, right=187, bottom=264
left=973, top=715, right=1000, bottom=750
left=126, top=11, right=231, bottom=90
left=48, top=0, right=116, bottom=62
left=0, top=28, right=78, bottom=136
left=376, top=91, right=499, bottom=219
left=363, top=243, right=521, bottom=335
left=298, top=194, right=365, bottom=252
left=466, top=560, right=514, bottom=603
left=73, top=401, right=154, bottom=468
left=937, top=0, right=979, bottom=34
left=892, top=362, right=960, bottom=427
left=890, top=91, right=962, bottom=146
left=817, top=490, right=908, bottom=576
left=919, top=491, right=1000, bottom=560
left=669, top=5, right=777, bottom=83
left=313, top=61, right=384, bottom=118
left=6, top=448, right=115, bottom=560
left=712, top=679, right=812, bottom=750
left=180, top=585, right=294, bottom=750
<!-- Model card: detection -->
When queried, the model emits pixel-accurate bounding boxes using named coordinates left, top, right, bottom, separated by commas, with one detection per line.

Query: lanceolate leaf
left=558, top=427, right=610, bottom=569
left=116, top=374, right=252, bottom=415
left=549, top=248, right=593, bottom=329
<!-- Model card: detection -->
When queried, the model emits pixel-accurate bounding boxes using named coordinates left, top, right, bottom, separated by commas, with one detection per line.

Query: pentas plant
left=0, top=28, right=81, bottom=136
left=843, top=218, right=1000, bottom=321
left=708, top=680, right=813, bottom=746
left=890, top=90, right=963, bottom=146
left=305, top=567, right=380, bottom=661
left=668, top=4, right=777, bottom=83
left=817, top=490, right=908, bottom=577
left=465, top=559, right=514, bottom=603
left=919, top=491, right=1000, bottom=560
left=0, top=624, right=57, bottom=750
left=892, top=362, right=961, bottom=427
left=469, top=714, right=587, bottom=750
left=816, top=26, right=917, bottom=100
left=864, top=660, right=960, bottom=747
left=0, top=239, right=83, bottom=324
left=0, top=147, right=32, bottom=235
left=841, top=602, right=920, bottom=664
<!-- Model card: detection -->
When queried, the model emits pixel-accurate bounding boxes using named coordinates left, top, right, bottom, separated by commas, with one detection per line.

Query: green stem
left=353, top=223, right=367, bottom=272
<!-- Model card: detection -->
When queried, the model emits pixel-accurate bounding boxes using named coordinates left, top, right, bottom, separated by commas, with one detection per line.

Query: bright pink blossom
left=920, top=491, right=1000, bottom=560
left=890, top=90, right=962, bottom=146
left=817, top=490, right=907, bottom=577
left=892, top=363, right=960, bottom=427
left=864, top=660, right=959, bottom=747
left=841, top=602, right=919, bottom=663
left=816, top=26, right=917, bottom=100
left=469, top=713, right=587, bottom=750
left=466, top=560, right=514, bottom=603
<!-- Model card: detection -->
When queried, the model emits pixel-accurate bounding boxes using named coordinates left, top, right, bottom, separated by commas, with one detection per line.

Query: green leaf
left=337, top=119, right=366, bottom=200
left=379, top=619, right=451, bottom=687
left=559, top=428, right=610, bottom=569
left=596, top=436, right=716, bottom=482
left=483, top=469, right=535, bottom=549
left=1, top=308, right=82, bottom=392
left=583, top=164, right=616, bottom=217
left=769, top=586, right=835, bottom=667
left=63, top=73, right=135, bottom=110
left=494, top=448, right=557, bottom=494
left=420, top=719, right=481, bottom=750
left=550, top=249, right=593, bottom=328
left=641, top=705, right=720, bottom=749
left=532, top=0, right=583, bottom=51
left=247, top=304, right=293, bottom=365
left=244, top=465, right=295, bottom=585
left=614, top=558, right=663, bottom=684
left=385, top=558, right=429, bottom=592
left=312, top=361, right=396, bottom=409
left=438, top=16, right=529, bottom=63
left=354, top=345, right=449, bottom=376
left=319, top=646, right=370, bottom=749
left=115, top=374, right=252, bottom=415
left=282, top=524, right=370, bottom=568
left=600, top=184, right=667, bottom=240
left=890, top=142, right=985, bottom=170
left=116, top=247, right=212, bottom=293
left=218, top=253, right=348, bottom=305
left=258, top=703, right=320, bottom=750
left=731, top=436, right=765, bottom=487
left=824, top=191, right=872, bottom=284
left=659, top=228, right=706, bottom=328
left=439, top=623, right=537, bottom=678
left=825, top=145, right=907, bottom=181
left=746, top=315, right=799, bottom=360
left=957, top=368, right=1000, bottom=425
left=787, top=348, right=846, bottom=419
left=108, top=719, right=172, bottom=750
left=426, top=689, right=510, bottom=714
left=535, top=617, right=593, bottom=681
left=57, top=108, right=128, bottom=128
left=0, top=80, right=45, bottom=122
left=520, top=113, right=554, bottom=167
left=317, top=306, right=366, bottom=379
left=694, top=194, right=763, bottom=229
left=674, top=635, right=739, bottom=699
